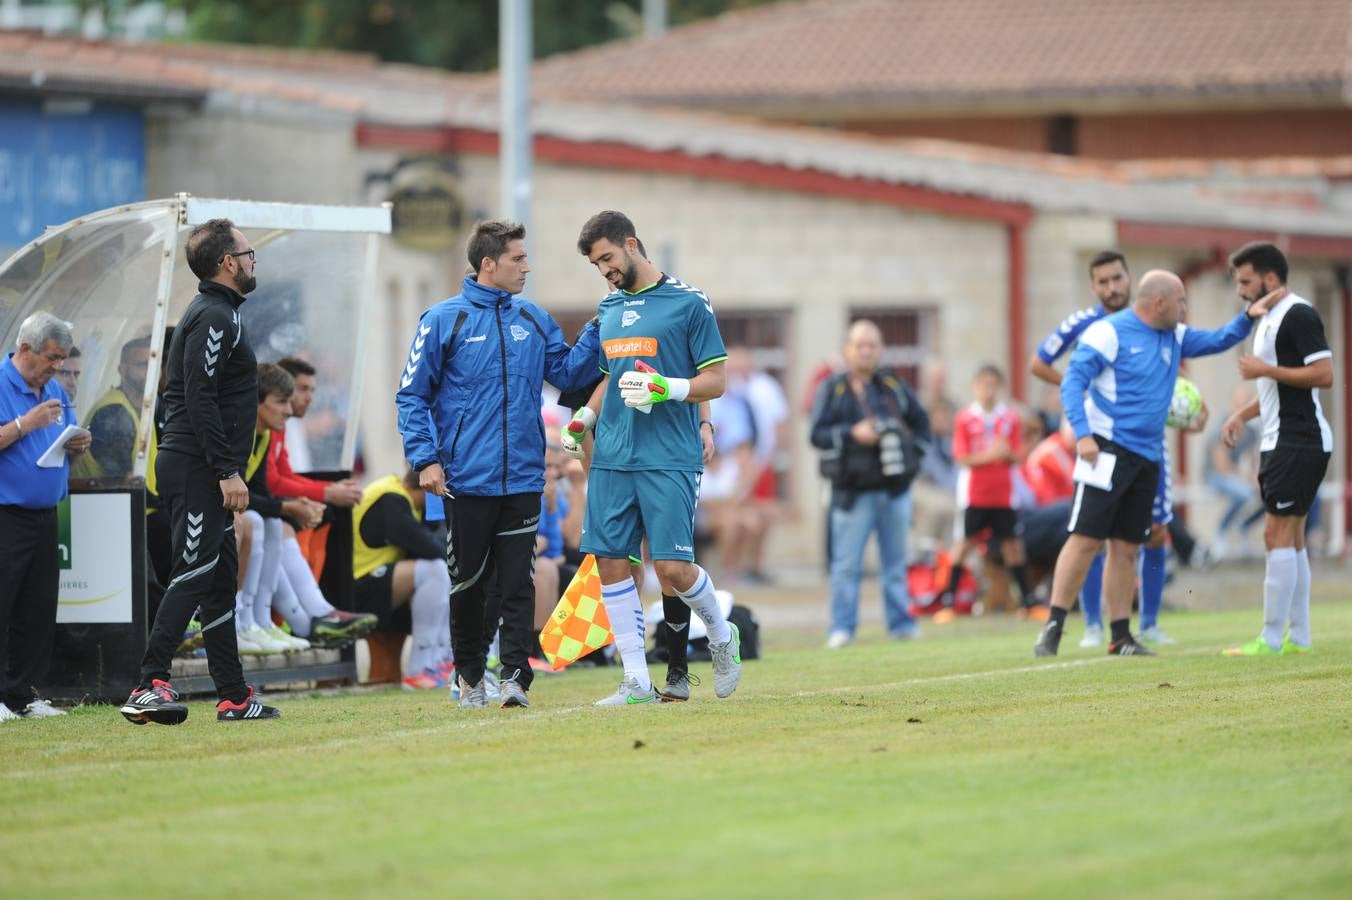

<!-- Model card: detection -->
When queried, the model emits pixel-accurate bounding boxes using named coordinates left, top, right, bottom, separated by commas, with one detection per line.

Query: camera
left=875, top=417, right=906, bottom=478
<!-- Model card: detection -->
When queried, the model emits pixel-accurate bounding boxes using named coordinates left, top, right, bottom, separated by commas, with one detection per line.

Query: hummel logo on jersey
left=402, top=322, right=432, bottom=389
left=621, top=310, right=641, bottom=328
left=1276, top=500, right=1295, bottom=510
left=675, top=544, right=693, bottom=553
left=623, top=298, right=645, bottom=307
left=204, top=326, right=223, bottom=376
left=464, top=334, right=486, bottom=343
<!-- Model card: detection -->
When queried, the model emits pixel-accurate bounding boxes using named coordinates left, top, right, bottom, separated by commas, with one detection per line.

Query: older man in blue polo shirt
left=0, top=312, right=91, bottom=722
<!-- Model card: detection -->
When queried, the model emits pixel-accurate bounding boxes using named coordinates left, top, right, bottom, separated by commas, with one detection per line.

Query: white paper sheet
left=37, top=425, right=90, bottom=468
left=1071, top=451, right=1116, bottom=491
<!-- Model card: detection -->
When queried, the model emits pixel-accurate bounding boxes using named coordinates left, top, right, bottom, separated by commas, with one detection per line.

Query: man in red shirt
left=266, top=356, right=372, bottom=642
left=1023, top=419, right=1078, bottom=507
left=937, top=365, right=1042, bottom=614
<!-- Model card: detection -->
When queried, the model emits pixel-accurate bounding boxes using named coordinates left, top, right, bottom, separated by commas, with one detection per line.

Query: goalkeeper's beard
left=613, top=258, right=639, bottom=292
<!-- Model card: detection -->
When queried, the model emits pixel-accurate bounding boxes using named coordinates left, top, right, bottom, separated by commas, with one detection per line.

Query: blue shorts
left=581, top=467, right=700, bottom=562
left=1153, top=442, right=1173, bottom=526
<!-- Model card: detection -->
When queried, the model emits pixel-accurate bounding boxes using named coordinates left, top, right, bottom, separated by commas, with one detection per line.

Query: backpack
left=647, top=604, right=761, bottom=662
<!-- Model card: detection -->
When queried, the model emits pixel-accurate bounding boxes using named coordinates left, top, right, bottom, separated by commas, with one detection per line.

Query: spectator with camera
left=810, top=320, right=930, bottom=649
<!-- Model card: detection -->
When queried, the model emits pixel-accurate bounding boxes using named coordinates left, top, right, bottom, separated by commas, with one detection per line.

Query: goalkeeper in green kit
left=560, top=210, right=742, bottom=706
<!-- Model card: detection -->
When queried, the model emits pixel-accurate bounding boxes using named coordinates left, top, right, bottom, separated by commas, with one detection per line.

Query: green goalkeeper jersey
left=592, top=274, right=727, bottom=472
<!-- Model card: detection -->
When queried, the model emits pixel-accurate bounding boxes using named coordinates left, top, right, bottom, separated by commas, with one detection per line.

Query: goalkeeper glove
left=618, top=360, right=690, bottom=411
left=560, top=407, right=596, bottom=459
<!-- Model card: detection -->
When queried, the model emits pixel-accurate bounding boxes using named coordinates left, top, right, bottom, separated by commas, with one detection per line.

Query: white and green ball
left=1167, top=377, right=1204, bottom=430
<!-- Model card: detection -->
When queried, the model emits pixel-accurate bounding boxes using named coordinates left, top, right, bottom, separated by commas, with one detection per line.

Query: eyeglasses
left=225, top=248, right=256, bottom=262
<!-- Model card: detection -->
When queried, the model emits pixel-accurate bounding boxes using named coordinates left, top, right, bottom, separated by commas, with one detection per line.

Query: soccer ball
left=1167, top=377, right=1204, bottom=430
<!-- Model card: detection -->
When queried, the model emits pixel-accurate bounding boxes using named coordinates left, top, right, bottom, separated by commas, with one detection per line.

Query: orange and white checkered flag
left=538, top=554, right=613, bottom=670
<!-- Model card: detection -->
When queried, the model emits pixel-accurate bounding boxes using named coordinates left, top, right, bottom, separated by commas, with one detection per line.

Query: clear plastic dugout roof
left=0, top=196, right=391, bottom=479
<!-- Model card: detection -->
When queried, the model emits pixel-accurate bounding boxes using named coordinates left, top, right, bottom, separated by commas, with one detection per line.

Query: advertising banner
left=56, top=492, right=133, bottom=624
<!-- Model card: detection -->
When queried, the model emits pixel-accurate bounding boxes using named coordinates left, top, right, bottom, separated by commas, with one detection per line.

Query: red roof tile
left=525, top=0, right=1352, bottom=110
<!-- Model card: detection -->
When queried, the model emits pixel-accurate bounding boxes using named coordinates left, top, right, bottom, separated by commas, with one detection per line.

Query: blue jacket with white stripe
left=395, top=276, right=600, bottom=497
left=1062, top=307, right=1253, bottom=462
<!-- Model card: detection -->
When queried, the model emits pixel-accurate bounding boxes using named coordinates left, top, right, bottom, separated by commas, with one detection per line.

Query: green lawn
left=3, top=602, right=1350, bottom=900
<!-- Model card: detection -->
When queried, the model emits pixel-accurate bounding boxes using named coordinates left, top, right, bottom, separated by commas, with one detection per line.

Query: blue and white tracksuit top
left=1061, top=308, right=1253, bottom=463
left=395, top=275, right=601, bottom=497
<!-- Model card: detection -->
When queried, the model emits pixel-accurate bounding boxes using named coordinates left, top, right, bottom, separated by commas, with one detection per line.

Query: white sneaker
left=266, top=625, right=310, bottom=652
left=594, top=675, right=658, bottom=707
left=0, top=703, right=20, bottom=723
left=236, top=628, right=265, bottom=655
left=1138, top=625, right=1177, bottom=646
left=709, top=622, right=743, bottom=698
left=1079, top=624, right=1104, bottom=648
left=825, top=630, right=852, bottom=649
left=241, top=625, right=289, bottom=654
left=22, top=699, right=67, bottom=718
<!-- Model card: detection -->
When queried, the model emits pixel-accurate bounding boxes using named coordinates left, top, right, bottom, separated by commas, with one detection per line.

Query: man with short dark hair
left=0, top=312, right=90, bottom=721
left=72, top=335, right=151, bottom=479
left=1222, top=242, right=1333, bottom=656
left=52, top=345, right=81, bottom=403
left=568, top=210, right=743, bottom=705
left=122, top=218, right=279, bottom=724
left=396, top=219, right=600, bottom=709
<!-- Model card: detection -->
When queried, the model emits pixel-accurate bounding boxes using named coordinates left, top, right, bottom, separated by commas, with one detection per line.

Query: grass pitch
left=3, top=601, right=1350, bottom=900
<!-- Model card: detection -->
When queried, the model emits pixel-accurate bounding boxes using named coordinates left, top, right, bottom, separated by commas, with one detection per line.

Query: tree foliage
left=163, top=0, right=776, bottom=71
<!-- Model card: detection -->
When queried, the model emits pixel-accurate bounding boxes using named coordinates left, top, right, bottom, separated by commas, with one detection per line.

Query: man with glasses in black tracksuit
left=121, top=218, right=279, bottom=724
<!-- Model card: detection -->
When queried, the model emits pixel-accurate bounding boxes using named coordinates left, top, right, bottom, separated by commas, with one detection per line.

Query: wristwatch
left=699, top=419, right=716, bottom=434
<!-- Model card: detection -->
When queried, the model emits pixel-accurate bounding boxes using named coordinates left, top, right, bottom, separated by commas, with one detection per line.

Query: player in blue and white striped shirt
left=1029, top=251, right=1129, bottom=648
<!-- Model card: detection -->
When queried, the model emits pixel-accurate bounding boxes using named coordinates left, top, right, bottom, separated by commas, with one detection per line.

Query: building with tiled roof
left=518, top=0, right=1352, bottom=159
left=3, top=29, right=1349, bottom=555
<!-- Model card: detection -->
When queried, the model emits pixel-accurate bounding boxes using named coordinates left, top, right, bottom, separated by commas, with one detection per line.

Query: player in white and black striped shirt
left=1221, top=242, right=1333, bottom=656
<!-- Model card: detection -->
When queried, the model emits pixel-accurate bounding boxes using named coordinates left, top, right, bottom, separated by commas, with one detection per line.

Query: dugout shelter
left=0, top=195, right=391, bottom=700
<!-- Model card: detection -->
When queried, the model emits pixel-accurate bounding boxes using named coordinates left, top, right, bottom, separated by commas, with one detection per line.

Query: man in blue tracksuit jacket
left=1034, top=269, right=1281, bottom=658
left=395, top=220, right=600, bottom=708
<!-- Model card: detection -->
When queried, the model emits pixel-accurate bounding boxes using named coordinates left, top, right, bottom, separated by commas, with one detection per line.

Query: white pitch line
left=0, top=643, right=1330, bottom=783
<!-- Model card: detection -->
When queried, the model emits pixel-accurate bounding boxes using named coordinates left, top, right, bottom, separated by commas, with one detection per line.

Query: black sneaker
left=659, top=668, right=699, bottom=702
left=1033, top=620, right=1063, bottom=658
left=216, top=685, right=281, bottom=721
left=1108, top=635, right=1156, bottom=657
left=309, top=610, right=378, bottom=647
left=121, top=679, right=189, bottom=726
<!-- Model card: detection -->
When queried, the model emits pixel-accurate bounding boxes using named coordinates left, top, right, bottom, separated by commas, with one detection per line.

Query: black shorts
left=963, top=507, right=1020, bottom=540
left=352, top=564, right=410, bottom=632
left=1066, top=438, right=1158, bottom=544
left=1259, top=449, right=1330, bottom=517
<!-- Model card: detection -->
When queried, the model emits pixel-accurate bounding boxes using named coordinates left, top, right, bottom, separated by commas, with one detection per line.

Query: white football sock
left=437, top=570, right=454, bottom=666
left=1290, top=548, right=1312, bottom=647
left=601, top=577, right=651, bottom=691
left=234, top=590, right=255, bottom=632
left=281, top=536, right=335, bottom=618
left=408, top=558, right=450, bottom=675
left=252, top=517, right=283, bottom=631
left=1261, top=547, right=1298, bottom=651
left=235, top=510, right=265, bottom=631
left=677, top=566, right=731, bottom=645
left=271, top=569, right=311, bottom=637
